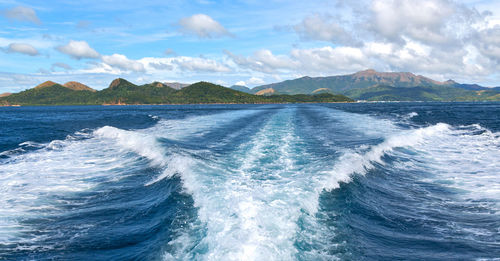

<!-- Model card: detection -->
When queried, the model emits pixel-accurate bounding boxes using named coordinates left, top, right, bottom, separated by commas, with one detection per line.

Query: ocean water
left=0, top=103, right=498, bottom=260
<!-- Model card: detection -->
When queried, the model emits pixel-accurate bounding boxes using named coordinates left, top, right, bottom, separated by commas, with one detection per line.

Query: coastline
left=1, top=101, right=355, bottom=107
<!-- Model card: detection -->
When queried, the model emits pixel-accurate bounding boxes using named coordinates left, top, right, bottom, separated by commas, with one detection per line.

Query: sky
left=0, top=0, right=499, bottom=92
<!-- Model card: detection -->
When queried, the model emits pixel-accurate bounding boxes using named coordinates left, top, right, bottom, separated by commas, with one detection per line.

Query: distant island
left=235, top=69, right=500, bottom=101
left=1, top=69, right=499, bottom=106
left=0, top=78, right=353, bottom=106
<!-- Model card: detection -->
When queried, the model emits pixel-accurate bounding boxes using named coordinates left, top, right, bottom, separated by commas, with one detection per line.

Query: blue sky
left=0, top=0, right=499, bottom=92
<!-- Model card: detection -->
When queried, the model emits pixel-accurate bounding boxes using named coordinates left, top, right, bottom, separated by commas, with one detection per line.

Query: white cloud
left=291, top=46, right=368, bottom=73
left=225, top=49, right=297, bottom=73
left=148, top=62, right=173, bottom=70
left=178, top=14, right=231, bottom=38
left=102, top=54, right=145, bottom=72
left=235, top=81, right=246, bottom=86
left=294, top=14, right=358, bottom=45
left=235, top=76, right=265, bottom=87
left=369, top=0, right=481, bottom=45
left=248, top=77, right=265, bottom=85
left=1, top=6, right=41, bottom=25
left=57, top=40, right=100, bottom=59
left=475, top=26, right=500, bottom=63
left=6, top=43, right=38, bottom=56
left=173, top=56, right=231, bottom=72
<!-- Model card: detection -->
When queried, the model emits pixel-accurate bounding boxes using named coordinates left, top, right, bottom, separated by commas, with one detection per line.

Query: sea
left=0, top=102, right=499, bottom=260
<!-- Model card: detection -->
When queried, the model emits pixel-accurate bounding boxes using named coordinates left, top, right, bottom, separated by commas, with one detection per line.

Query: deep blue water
left=0, top=103, right=499, bottom=260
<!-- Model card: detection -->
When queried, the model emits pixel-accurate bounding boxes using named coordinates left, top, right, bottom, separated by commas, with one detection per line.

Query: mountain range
left=238, top=69, right=500, bottom=101
left=0, top=79, right=352, bottom=106
left=1, top=69, right=499, bottom=106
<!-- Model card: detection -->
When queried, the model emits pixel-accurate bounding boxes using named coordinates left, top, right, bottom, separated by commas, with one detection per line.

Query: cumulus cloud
left=178, top=14, right=231, bottom=38
left=369, top=0, right=481, bottom=45
left=235, top=77, right=265, bottom=87
left=235, top=81, right=246, bottom=86
left=1, top=6, right=41, bottom=25
left=173, top=56, right=231, bottom=72
left=148, top=62, right=173, bottom=70
left=248, top=77, right=265, bottom=85
left=294, top=14, right=359, bottom=46
left=225, top=49, right=297, bottom=73
left=475, top=26, right=500, bottom=63
left=6, top=43, right=39, bottom=56
left=57, top=40, right=100, bottom=59
left=291, top=46, right=368, bottom=73
left=102, top=54, right=145, bottom=72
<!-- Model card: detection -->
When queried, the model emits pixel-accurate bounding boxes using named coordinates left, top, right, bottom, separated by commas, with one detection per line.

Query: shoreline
left=0, top=101, right=355, bottom=107
left=1, top=100, right=499, bottom=107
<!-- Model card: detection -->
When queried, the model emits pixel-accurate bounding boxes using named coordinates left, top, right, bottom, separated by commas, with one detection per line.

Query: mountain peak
left=63, top=81, right=96, bottom=92
left=444, top=79, right=457, bottom=85
left=35, top=81, right=59, bottom=89
left=355, top=69, right=378, bottom=76
left=109, top=78, right=132, bottom=89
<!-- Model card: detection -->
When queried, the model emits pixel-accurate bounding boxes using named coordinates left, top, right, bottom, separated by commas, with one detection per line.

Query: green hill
left=0, top=80, right=353, bottom=106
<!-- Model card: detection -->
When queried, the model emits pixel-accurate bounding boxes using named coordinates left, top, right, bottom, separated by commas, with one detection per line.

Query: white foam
left=94, top=126, right=166, bottom=166
left=406, top=124, right=500, bottom=203
left=162, top=107, right=343, bottom=260
left=317, top=107, right=401, bottom=137
left=153, top=109, right=260, bottom=141
left=0, top=108, right=264, bottom=247
left=321, top=123, right=451, bottom=191
left=0, top=126, right=169, bottom=245
left=406, top=112, right=419, bottom=118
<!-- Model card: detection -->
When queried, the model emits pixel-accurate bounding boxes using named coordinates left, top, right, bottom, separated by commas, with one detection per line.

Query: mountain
left=344, top=85, right=500, bottom=101
left=0, top=79, right=352, bottom=106
left=34, top=80, right=96, bottom=92
left=251, top=69, right=446, bottom=95
left=35, top=81, right=59, bottom=89
left=251, top=69, right=500, bottom=101
left=0, top=92, right=12, bottom=97
left=63, top=81, right=96, bottom=92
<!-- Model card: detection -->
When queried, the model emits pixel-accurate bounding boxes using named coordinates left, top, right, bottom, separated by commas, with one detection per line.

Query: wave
left=0, top=108, right=267, bottom=250
left=94, top=126, right=167, bottom=166
left=321, top=123, right=451, bottom=191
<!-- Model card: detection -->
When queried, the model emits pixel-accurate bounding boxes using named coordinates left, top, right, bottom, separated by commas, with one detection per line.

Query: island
left=0, top=78, right=353, bottom=106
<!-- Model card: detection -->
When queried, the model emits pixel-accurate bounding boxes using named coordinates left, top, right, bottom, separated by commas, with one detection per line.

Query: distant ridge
left=0, top=92, right=12, bottom=97
left=250, top=69, right=500, bottom=101
left=1, top=70, right=498, bottom=105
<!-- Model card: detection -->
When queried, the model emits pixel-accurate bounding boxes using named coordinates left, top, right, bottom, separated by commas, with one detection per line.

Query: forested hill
left=0, top=79, right=353, bottom=106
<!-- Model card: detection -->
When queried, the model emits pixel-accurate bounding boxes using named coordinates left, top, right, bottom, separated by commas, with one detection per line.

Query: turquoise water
left=0, top=103, right=499, bottom=260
